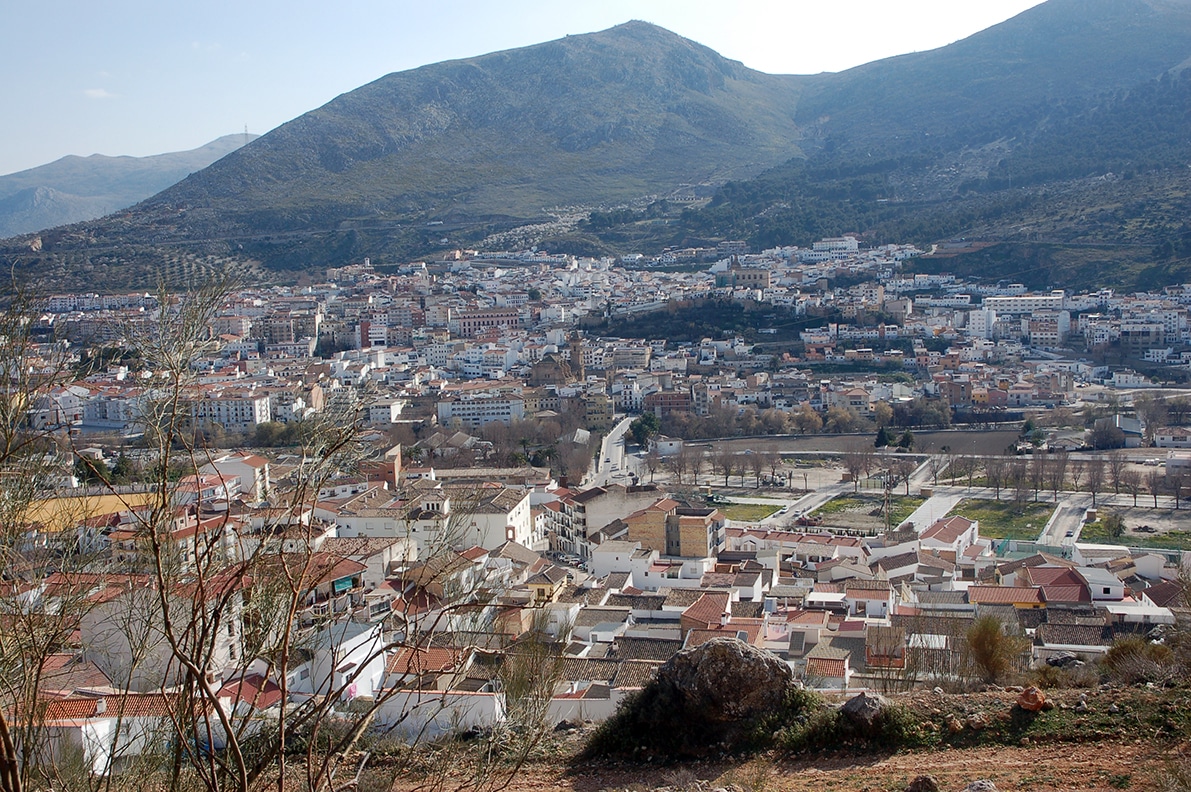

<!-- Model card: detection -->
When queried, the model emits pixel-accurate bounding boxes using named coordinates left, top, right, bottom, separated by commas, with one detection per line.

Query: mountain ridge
left=0, top=134, right=257, bottom=237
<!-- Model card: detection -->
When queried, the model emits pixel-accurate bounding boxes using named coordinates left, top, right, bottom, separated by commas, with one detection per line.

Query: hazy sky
left=0, top=0, right=1046, bottom=176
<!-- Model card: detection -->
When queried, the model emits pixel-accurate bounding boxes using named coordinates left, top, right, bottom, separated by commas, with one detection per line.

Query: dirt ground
left=392, top=688, right=1184, bottom=792
left=814, top=494, right=902, bottom=533
left=433, top=740, right=1165, bottom=792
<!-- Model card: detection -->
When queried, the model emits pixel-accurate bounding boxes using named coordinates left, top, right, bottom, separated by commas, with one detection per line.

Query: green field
left=719, top=502, right=782, bottom=523
left=1081, top=516, right=1191, bottom=551
left=947, top=499, right=1056, bottom=541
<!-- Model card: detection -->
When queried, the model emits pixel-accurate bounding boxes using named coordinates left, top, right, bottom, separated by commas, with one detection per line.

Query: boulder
left=963, top=782, right=998, bottom=792
left=655, top=637, right=795, bottom=723
left=1016, top=686, right=1046, bottom=712
left=840, top=691, right=889, bottom=730
left=588, top=636, right=805, bottom=756
left=905, top=775, right=940, bottom=792
left=966, top=712, right=989, bottom=730
left=946, top=715, right=964, bottom=734
left=1047, top=651, right=1079, bottom=668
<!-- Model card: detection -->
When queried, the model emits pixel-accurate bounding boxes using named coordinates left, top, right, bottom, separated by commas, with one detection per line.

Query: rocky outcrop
left=654, top=637, right=796, bottom=725
left=840, top=691, right=889, bottom=731
left=583, top=637, right=806, bottom=757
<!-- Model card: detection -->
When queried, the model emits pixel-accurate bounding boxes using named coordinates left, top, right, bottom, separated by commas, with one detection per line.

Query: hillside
left=7, top=1, right=1191, bottom=289
left=0, top=134, right=256, bottom=237
left=794, top=0, right=1191, bottom=159
left=391, top=685, right=1187, bottom=792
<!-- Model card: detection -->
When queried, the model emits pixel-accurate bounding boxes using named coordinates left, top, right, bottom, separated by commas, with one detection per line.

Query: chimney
left=720, top=611, right=730, bottom=627
left=94, top=698, right=106, bottom=715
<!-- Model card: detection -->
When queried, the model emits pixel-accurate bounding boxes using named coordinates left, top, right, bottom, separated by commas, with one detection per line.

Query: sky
left=0, top=0, right=1047, bottom=176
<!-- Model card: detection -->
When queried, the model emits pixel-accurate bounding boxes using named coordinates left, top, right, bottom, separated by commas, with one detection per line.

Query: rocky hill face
left=7, top=0, right=1191, bottom=289
left=0, top=135, right=256, bottom=237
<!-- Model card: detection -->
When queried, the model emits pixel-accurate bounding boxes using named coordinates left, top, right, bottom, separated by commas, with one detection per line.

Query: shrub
left=779, top=701, right=924, bottom=754
left=965, top=615, right=1030, bottom=684
left=1029, top=661, right=1099, bottom=689
left=1102, top=635, right=1176, bottom=684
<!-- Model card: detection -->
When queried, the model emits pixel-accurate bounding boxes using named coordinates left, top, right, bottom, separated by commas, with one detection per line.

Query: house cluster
left=29, top=233, right=1191, bottom=448
left=8, top=402, right=1189, bottom=778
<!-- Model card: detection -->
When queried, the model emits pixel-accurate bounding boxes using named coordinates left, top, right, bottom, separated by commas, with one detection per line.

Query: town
left=7, top=234, right=1191, bottom=777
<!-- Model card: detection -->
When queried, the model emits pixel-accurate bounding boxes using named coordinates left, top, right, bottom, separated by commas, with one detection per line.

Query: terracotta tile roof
left=557, top=657, right=659, bottom=688
left=218, top=674, right=283, bottom=710
left=33, top=693, right=185, bottom=723
left=921, top=515, right=975, bottom=544
left=386, top=646, right=466, bottom=677
left=612, top=636, right=682, bottom=662
left=681, top=592, right=731, bottom=627
left=967, top=585, right=1045, bottom=605
left=1020, top=567, right=1083, bottom=587
left=659, top=587, right=707, bottom=608
left=804, top=657, right=848, bottom=679
left=573, top=606, right=632, bottom=628
left=1040, top=585, right=1091, bottom=603
left=1144, top=580, right=1185, bottom=608
left=605, top=593, right=666, bottom=610
left=845, top=579, right=892, bottom=593
left=1034, top=623, right=1117, bottom=647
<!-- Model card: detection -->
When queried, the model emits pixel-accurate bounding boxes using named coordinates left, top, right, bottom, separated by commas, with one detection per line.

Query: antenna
left=243, top=124, right=249, bottom=146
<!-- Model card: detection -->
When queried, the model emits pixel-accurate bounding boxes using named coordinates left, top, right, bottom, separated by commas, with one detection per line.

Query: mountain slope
left=8, top=1, right=1191, bottom=290
left=0, top=135, right=256, bottom=237
left=795, top=0, right=1191, bottom=157
left=138, top=22, right=803, bottom=232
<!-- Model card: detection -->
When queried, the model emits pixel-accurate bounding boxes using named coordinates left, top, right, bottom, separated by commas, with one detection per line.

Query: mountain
left=7, top=0, right=1191, bottom=290
left=794, top=0, right=1191, bottom=158
left=602, top=0, right=1191, bottom=291
left=0, top=134, right=257, bottom=237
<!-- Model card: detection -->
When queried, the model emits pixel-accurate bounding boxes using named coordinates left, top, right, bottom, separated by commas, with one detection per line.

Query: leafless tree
left=1047, top=449, right=1069, bottom=501
left=764, top=449, right=783, bottom=486
left=985, top=456, right=1006, bottom=501
left=1086, top=457, right=1106, bottom=507
left=1121, top=468, right=1142, bottom=507
left=1148, top=468, right=1166, bottom=508
left=1069, top=458, right=1087, bottom=493
left=2, top=282, right=565, bottom=792
left=1010, top=457, right=1030, bottom=503
left=928, top=450, right=952, bottom=487
left=1030, top=453, right=1047, bottom=502
left=747, top=451, right=767, bottom=488
left=712, top=447, right=737, bottom=488
left=895, top=458, right=917, bottom=496
left=841, top=447, right=874, bottom=493
left=964, top=456, right=982, bottom=491
left=643, top=448, right=662, bottom=483
left=1135, top=394, right=1168, bottom=445
left=1107, top=450, right=1127, bottom=495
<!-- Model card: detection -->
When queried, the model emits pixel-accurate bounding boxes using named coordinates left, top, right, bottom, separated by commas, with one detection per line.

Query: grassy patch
left=948, top=499, right=1055, bottom=540
left=815, top=494, right=925, bottom=526
left=720, top=502, right=781, bottom=522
